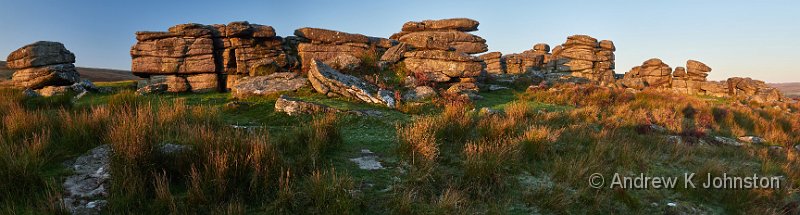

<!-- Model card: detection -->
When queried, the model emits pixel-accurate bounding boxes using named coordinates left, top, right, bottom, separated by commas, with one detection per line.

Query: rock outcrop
left=308, top=60, right=395, bottom=107
left=230, top=72, right=308, bottom=98
left=131, top=21, right=293, bottom=93
left=545, top=35, right=616, bottom=84
left=294, top=28, right=394, bottom=72
left=6, top=41, right=80, bottom=89
left=727, top=77, right=783, bottom=103
left=617, top=59, right=784, bottom=103
left=386, top=18, right=487, bottom=99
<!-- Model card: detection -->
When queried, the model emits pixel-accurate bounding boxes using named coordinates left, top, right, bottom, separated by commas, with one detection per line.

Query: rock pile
left=388, top=18, right=487, bottom=98
left=308, top=60, right=395, bottom=107
left=294, top=28, right=394, bottom=72
left=545, top=35, right=616, bottom=84
left=502, top=43, right=550, bottom=75
left=132, top=21, right=292, bottom=93
left=619, top=58, right=673, bottom=90
left=6, top=41, right=80, bottom=90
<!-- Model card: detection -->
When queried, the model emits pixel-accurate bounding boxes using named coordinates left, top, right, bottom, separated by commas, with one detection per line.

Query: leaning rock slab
left=231, top=72, right=308, bottom=98
left=308, top=60, right=395, bottom=107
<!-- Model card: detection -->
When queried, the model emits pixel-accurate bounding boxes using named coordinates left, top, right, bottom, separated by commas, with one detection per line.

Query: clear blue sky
left=1, top=0, right=798, bottom=82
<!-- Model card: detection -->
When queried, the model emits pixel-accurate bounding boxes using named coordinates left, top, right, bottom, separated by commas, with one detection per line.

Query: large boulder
left=681, top=60, right=711, bottom=82
left=6, top=41, right=81, bottom=89
left=308, top=60, right=395, bottom=107
left=6, top=41, right=76, bottom=69
left=231, top=72, right=308, bottom=98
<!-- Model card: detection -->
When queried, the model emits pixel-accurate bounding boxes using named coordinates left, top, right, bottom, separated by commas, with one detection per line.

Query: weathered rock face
left=308, top=60, right=395, bottom=107
left=379, top=42, right=410, bottom=66
left=545, top=35, right=616, bottom=84
left=294, top=28, right=394, bottom=72
left=231, top=72, right=308, bottom=98
left=620, top=58, right=673, bottom=89
left=216, top=21, right=294, bottom=75
left=402, top=50, right=483, bottom=82
left=6, top=41, right=81, bottom=89
left=479, top=52, right=504, bottom=74
left=131, top=21, right=292, bottom=93
left=186, top=73, right=219, bottom=93
left=275, top=95, right=339, bottom=116
left=131, top=24, right=218, bottom=75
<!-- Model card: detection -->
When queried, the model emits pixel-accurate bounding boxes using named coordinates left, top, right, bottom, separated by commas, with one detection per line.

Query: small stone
left=737, top=136, right=766, bottom=144
left=275, top=95, right=340, bottom=116
left=713, top=136, right=744, bottom=147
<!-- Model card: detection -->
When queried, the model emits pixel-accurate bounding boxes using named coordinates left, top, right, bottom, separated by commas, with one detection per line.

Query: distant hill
left=0, top=61, right=140, bottom=82
left=769, top=82, right=800, bottom=98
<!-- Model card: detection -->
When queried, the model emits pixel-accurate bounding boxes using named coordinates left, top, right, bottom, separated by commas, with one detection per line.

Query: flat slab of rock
left=400, top=18, right=480, bottom=32
left=231, top=72, right=308, bottom=98
left=294, top=27, right=370, bottom=44
left=308, top=60, right=395, bottom=108
left=63, top=145, right=111, bottom=215
left=275, top=95, right=339, bottom=116
left=349, top=149, right=384, bottom=170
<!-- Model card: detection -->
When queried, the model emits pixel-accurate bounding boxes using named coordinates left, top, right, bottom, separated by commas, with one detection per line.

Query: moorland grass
left=1, top=81, right=799, bottom=214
